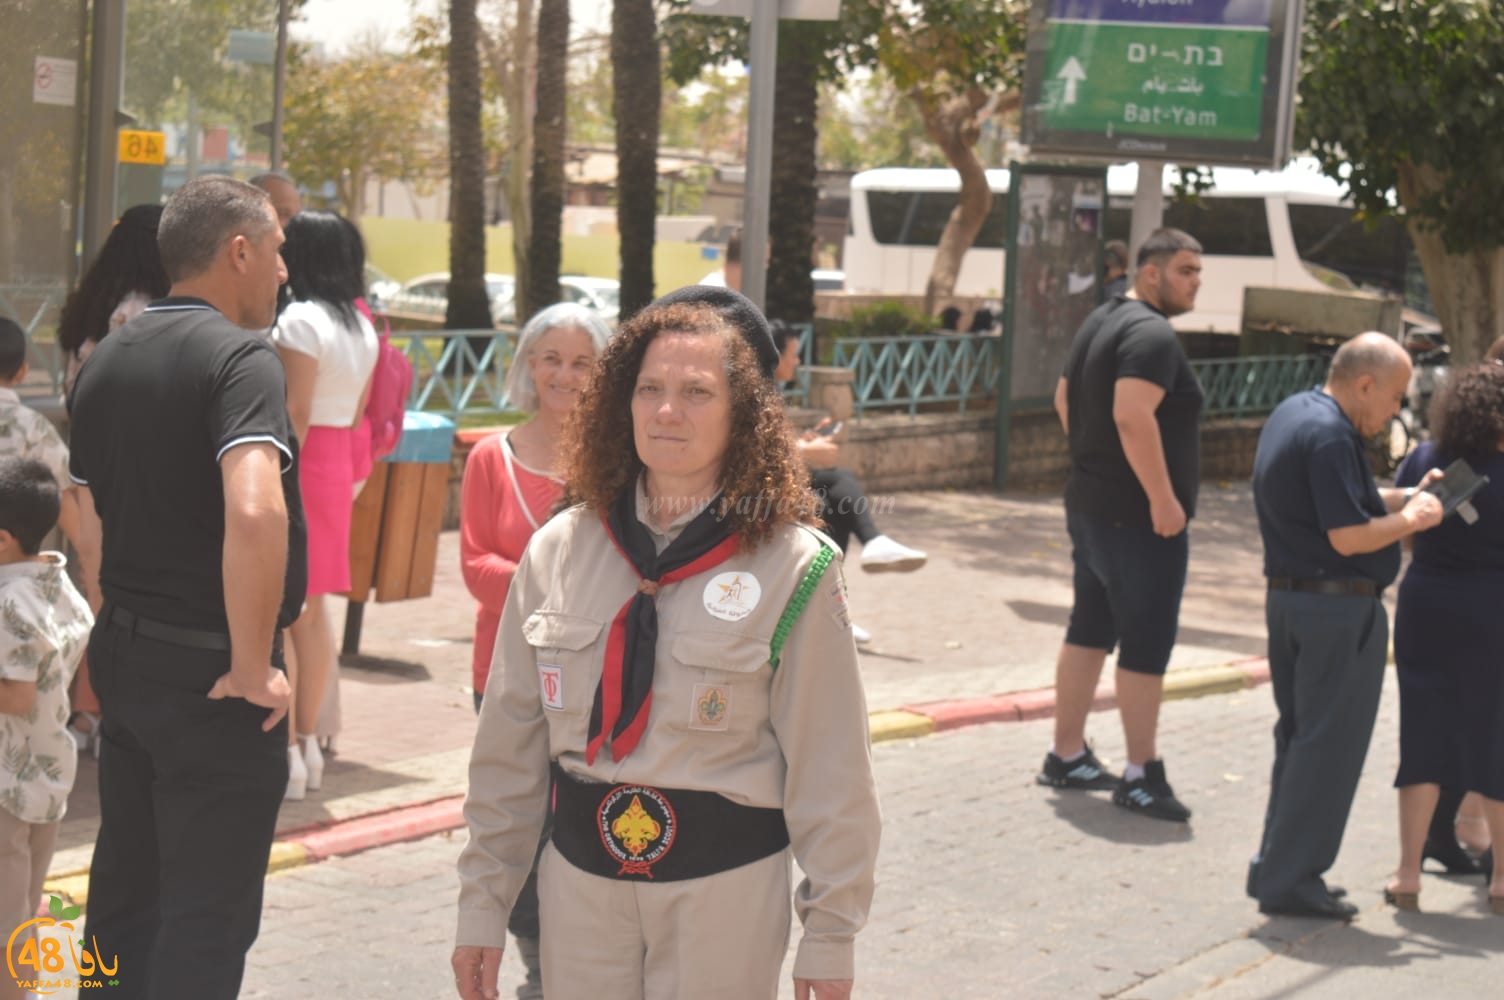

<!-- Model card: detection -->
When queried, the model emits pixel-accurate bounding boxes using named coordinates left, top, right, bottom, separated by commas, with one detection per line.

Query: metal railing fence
left=388, top=327, right=1329, bottom=424
left=1192, top=354, right=1328, bottom=419
left=832, top=333, right=1002, bottom=416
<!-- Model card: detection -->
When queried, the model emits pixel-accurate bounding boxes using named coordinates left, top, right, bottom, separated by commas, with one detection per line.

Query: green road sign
left=1020, top=0, right=1302, bottom=167
left=1038, top=23, right=1268, bottom=142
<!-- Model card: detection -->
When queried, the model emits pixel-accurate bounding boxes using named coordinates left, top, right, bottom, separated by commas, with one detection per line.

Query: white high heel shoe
left=285, top=743, right=307, bottom=801
left=300, top=734, right=324, bottom=792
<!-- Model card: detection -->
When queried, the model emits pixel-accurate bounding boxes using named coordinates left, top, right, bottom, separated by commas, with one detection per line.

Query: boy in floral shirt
left=0, top=457, right=93, bottom=979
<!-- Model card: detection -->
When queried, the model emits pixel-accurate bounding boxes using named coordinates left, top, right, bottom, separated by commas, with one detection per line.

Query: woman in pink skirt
left=273, top=211, right=378, bottom=799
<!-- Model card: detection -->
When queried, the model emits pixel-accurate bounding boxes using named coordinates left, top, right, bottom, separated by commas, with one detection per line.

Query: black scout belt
left=1267, top=577, right=1381, bottom=599
left=550, top=764, right=789, bottom=882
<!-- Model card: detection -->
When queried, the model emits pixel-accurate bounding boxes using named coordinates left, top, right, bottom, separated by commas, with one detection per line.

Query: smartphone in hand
left=814, top=420, right=844, bottom=438
left=1423, top=457, right=1490, bottom=523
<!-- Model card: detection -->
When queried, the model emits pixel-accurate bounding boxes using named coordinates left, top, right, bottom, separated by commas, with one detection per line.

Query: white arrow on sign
left=1057, top=56, right=1087, bottom=106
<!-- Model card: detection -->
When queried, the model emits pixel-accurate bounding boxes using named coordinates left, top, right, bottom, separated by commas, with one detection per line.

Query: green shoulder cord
left=768, top=544, right=836, bottom=671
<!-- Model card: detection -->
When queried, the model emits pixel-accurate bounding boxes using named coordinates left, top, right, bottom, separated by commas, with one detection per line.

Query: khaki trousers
left=537, top=843, right=792, bottom=1000
left=1, top=809, right=59, bottom=1000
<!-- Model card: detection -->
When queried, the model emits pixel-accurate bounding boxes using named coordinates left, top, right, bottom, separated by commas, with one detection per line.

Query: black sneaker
left=1112, top=759, right=1191, bottom=822
left=1037, top=746, right=1120, bottom=790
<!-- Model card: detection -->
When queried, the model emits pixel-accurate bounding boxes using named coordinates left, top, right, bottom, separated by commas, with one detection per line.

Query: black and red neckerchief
left=587, top=486, right=739, bottom=763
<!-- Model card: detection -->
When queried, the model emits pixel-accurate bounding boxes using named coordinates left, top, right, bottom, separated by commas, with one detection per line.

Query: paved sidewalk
left=41, top=676, right=1501, bottom=1000
left=33, top=484, right=1503, bottom=997
left=46, top=484, right=1276, bottom=885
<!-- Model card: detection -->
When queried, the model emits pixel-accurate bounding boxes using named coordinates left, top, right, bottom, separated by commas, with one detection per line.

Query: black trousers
left=809, top=466, right=880, bottom=553
left=82, top=615, right=288, bottom=1000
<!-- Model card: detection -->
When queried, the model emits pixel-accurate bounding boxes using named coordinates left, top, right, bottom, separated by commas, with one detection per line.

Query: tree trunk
left=766, top=19, right=818, bottom=326
left=915, top=86, right=992, bottom=318
left=509, top=0, right=535, bottom=323
left=528, top=0, right=568, bottom=317
left=612, top=0, right=660, bottom=320
left=1397, top=161, right=1504, bottom=365
left=447, top=0, right=493, bottom=330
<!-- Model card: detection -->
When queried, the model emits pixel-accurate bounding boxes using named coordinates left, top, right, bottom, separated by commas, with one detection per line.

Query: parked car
left=383, top=272, right=621, bottom=328
left=558, top=275, right=620, bottom=325
left=385, top=272, right=516, bottom=325
left=812, top=268, right=845, bottom=292
left=364, top=264, right=400, bottom=312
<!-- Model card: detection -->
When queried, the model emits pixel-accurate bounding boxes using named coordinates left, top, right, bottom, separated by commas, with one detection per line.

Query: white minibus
left=842, top=160, right=1424, bottom=334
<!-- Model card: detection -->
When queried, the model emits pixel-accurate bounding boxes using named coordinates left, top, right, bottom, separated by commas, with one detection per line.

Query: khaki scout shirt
left=456, top=503, right=881, bottom=980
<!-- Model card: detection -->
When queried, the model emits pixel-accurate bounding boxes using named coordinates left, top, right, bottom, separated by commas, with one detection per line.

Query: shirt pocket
left=521, top=610, right=603, bottom=733
left=665, top=629, right=772, bottom=748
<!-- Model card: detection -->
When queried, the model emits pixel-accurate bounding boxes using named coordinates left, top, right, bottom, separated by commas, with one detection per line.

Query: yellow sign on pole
left=118, top=130, right=167, bottom=166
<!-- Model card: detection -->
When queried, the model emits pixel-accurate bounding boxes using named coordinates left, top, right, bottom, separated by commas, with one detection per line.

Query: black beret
left=647, top=284, right=779, bottom=379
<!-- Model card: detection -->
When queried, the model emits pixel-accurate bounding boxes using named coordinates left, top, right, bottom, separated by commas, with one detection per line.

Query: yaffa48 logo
left=6, top=894, right=120, bottom=993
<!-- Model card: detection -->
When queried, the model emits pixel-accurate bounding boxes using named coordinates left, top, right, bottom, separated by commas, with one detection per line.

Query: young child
left=0, top=457, right=93, bottom=996
left=0, top=317, right=102, bottom=754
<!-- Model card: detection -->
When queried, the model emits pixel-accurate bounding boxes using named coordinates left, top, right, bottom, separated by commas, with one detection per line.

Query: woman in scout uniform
left=453, top=292, right=881, bottom=1000
left=458, top=302, right=611, bottom=999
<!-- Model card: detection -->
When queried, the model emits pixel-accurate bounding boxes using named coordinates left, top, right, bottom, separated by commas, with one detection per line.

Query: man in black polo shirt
left=1247, top=332, right=1442, bottom=919
left=1037, top=228, right=1203, bottom=823
left=69, top=175, right=306, bottom=997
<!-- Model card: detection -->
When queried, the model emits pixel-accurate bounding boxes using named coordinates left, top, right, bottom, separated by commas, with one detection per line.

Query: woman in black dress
left=1386, top=362, right=1504, bottom=913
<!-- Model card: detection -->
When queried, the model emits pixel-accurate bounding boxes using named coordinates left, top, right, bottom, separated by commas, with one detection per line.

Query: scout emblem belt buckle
left=597, top=784, right=677, bottom=877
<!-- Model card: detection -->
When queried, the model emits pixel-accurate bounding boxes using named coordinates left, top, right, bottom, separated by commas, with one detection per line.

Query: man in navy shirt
left=1037, top=228, right=1204, bottom=823
left=1248, top=332, right=1443, bottom=919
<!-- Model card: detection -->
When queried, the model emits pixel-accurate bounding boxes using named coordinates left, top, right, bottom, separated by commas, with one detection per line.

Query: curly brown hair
left=561, top=302, right=819, bottom=548
left=1430, top=362, right=1504, bottom=464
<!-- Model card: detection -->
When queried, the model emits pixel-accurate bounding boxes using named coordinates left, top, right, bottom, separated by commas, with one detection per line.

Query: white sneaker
left=851, top=623, right=873, bottom=645
left=300, top=734, right=324, bottom=792
left=285, top=743, right=307, bottom=801
left=859, top=535, right=927, bottom=573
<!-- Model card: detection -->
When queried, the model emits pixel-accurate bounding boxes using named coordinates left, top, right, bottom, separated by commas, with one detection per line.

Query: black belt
left=550, top=764, right=789, bottom=882
left=102, top=603, right=233, bottom=651
left=1267, top=577, right=1381, bottom=599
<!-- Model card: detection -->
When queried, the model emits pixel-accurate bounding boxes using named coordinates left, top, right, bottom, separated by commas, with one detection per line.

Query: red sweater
left=459, top=430, right=564, bottom=694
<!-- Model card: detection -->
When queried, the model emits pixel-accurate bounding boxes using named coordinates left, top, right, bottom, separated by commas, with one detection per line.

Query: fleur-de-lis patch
left=689, top=683, right=732, bottom=731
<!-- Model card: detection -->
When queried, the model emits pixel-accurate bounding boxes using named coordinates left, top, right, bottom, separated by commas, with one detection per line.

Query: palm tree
left=612, top=0, right=660, bottom=320
left=766, top=19, right=819, bottom=326
left=528, top=0, right=569, bottom=317
left=447, top=0, right=492, bottom=332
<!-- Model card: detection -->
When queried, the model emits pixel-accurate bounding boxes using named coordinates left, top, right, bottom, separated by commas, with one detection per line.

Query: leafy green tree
left=1300, top=0, right=1504, bottom=362
left=566, top=51, right=617, bottom=146
left=868, top=0, right=1026, bottom=315
left=665, top=10, right=863, bottom=323
left=818, top=73, right=947, bottom=171
left=413, top=1, right=536, bottom=316
left=661, top=69, right=749, bottom=159
left=282, top=46, right=445, bottom=220
left=0, top=0, right=79, bottom=282
left=666, top=1, right=1026, bottom=319
left=124, top=0, right=304, bottom=156
left=448, top=0, right=493, bottom=329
